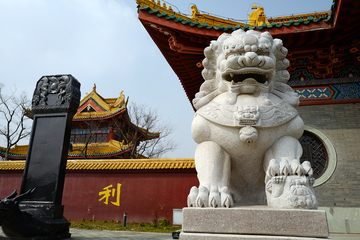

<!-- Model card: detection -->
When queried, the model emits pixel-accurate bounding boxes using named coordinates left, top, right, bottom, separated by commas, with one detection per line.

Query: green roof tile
left=138, top=4, right=332, bottom=32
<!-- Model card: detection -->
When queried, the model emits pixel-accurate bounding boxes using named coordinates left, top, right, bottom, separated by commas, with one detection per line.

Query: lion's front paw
left=187, top=185, right=234, bottom=208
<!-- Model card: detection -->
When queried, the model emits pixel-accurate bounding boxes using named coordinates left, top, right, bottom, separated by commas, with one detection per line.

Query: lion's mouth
left=224, top=73, right=268, bottom=84
left=222, top=69, right=271, bottom=85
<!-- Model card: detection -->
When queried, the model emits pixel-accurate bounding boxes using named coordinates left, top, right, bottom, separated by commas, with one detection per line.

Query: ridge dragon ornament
left=188, top=29, right=318, bottom=209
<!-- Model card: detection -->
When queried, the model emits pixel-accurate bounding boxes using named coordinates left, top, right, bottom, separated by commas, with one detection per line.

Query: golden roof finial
left=113, top=90, right=125, bottom=108
left=249, top=3, right=270, bottom=26
left=191, top=4, right=201, bottom=20
left=92, top=83, right=96, bottom=93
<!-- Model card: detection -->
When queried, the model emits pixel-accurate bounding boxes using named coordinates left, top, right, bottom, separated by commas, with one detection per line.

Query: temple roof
left=74, top=84, right=128, bottom=120
left=10, top=86, right=160, bottom=160
left=0, top=158, right=195, bottom=171
left=137, top=0, right=360, bottom=107
left=137, top=0, right=333, bottom=31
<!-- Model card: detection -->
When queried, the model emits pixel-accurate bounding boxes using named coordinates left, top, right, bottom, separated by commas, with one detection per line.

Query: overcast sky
left=0, top=0, right=333, bottom=158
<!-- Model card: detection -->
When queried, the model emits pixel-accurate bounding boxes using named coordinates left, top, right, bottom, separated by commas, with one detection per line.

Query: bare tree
left=0, top=85, right=31, bottom=160
left=113, top=103, right=176, bottom=159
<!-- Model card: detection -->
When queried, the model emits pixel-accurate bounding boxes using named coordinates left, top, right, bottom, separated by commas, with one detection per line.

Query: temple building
left=0, top=85, right=160, bottom=160
left=0, top=0, right=359, bottom=232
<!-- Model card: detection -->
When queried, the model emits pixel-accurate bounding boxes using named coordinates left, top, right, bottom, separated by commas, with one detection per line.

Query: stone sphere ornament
left=188, top=29, right=317, bottom=209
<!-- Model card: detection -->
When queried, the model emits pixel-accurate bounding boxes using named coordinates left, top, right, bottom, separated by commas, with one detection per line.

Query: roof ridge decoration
left=0, top=159, right=195, bottom=171
left=137, top=0, right=334, bottom=31
left=75, top=86, right=128, bottom=119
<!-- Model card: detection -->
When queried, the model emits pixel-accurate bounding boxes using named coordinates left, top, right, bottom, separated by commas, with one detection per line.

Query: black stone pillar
left=4, top=75, right=80, bottom=239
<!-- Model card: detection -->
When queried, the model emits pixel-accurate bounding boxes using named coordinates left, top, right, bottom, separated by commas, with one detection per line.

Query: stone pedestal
left=180, top=206, right=329, bottom=239
left=1, top=75, right=80, bottom=239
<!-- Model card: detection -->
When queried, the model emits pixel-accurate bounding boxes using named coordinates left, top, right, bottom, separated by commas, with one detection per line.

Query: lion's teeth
left=264, top=81, right=268, bottom=86
left=230, top=73, right=234, bottom=78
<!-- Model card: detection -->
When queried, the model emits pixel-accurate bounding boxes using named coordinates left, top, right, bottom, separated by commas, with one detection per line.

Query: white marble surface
left=188, top=29, right=317, bottom=209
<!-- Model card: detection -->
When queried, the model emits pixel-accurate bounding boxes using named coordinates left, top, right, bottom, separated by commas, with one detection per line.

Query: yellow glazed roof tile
left=0, top=158, right=195, bottom=171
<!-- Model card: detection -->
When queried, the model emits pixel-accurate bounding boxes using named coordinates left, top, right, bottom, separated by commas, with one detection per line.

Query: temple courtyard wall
left=0, top=166, right=197, bottom=225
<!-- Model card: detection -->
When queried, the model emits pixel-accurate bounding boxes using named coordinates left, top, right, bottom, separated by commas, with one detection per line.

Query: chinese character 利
left=99, top=183, right=122, bottom=206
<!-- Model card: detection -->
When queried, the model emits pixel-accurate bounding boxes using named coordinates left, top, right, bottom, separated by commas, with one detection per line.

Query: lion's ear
left=275, top=70, right=290, bottom=83
left=273, top=39, right=287, bottom=60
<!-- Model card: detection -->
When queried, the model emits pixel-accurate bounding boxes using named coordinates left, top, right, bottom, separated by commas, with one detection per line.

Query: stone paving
left=68, top=228, right=174, bottom=240
left=0, top=228, right=175, bottom=240
left=0, top=228, right=359, bottom=239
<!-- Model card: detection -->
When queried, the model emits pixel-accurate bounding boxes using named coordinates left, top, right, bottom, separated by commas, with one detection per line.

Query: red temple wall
left=0, top=169, right=198, bottom=224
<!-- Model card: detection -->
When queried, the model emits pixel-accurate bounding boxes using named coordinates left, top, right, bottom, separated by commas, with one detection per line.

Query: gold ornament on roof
left=113, top=91, right=125, bottom=108
left=249, top=4, right=270, bottom=26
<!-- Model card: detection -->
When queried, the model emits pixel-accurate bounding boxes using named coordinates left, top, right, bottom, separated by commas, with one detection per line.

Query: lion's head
left=193, top=29, right=297, bottom=109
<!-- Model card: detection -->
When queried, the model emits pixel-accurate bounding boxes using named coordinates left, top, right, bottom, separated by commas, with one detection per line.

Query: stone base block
left=180, top=206, right=329, bottom=239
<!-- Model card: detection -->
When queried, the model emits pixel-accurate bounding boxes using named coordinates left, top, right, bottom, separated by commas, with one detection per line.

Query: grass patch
left=69, top=219, right=181, bottom=233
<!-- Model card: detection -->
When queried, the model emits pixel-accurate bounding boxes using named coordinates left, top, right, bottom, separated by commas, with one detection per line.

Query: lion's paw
left=187, top=186, right=234, bottom=208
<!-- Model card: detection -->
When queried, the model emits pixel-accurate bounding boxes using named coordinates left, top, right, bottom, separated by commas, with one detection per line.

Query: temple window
left=299, top=126, right=337, bottom=187
left=70, top=128, right=109, bottom=144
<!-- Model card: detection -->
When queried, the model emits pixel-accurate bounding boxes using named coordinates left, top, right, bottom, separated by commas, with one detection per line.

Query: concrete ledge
left=319, top=207, right=360, bottom=234
left=180, top=232, right=329, bottom=239
left=182, top=206, right=329, bottom=238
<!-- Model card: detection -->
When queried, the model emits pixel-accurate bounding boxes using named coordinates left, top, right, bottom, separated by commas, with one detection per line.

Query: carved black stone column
left=1, top=75, right=80, bottom=239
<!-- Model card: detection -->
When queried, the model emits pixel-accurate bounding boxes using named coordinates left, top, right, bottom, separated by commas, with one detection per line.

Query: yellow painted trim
left=0, top=158, right=195, bottom=171
left=268, top=11, right=330, bottom=24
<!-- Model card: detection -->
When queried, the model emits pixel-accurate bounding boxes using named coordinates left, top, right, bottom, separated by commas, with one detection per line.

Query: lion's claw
left=209, top=185, right=221, bottom=208
left=220, top=187, right=234, bottom=208
left=196, top=186, right=209, bottom=207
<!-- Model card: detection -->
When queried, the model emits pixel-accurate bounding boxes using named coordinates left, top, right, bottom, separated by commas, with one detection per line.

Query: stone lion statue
left=188, top=29, right=317, bottom=209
